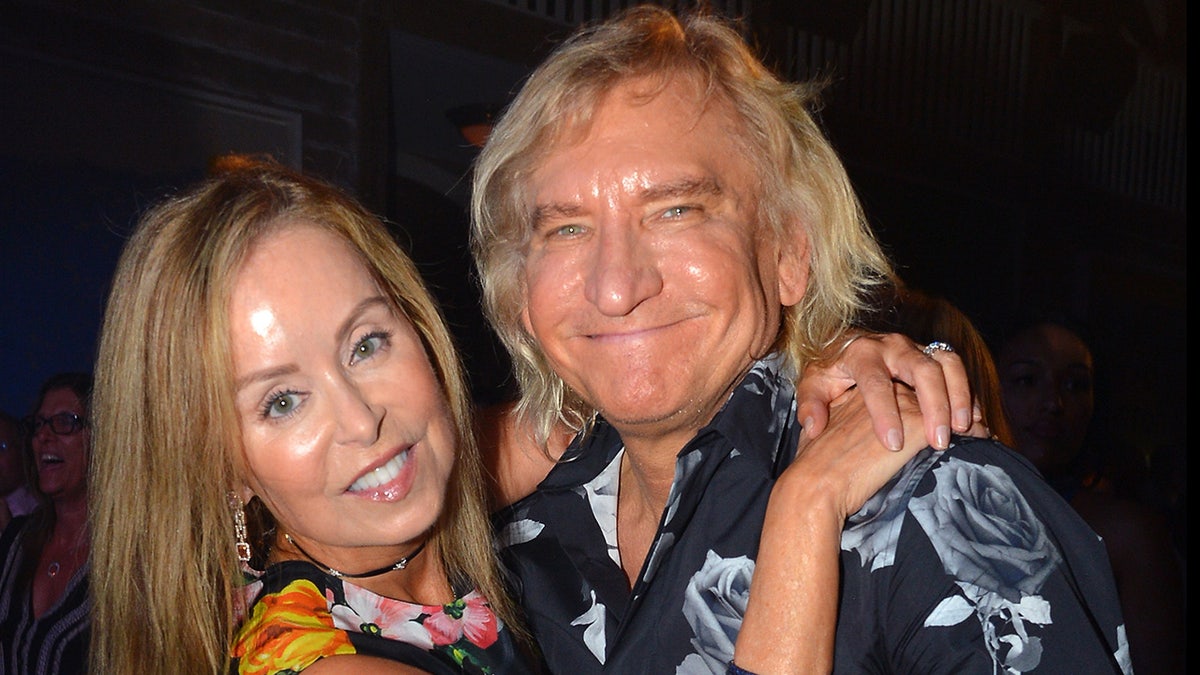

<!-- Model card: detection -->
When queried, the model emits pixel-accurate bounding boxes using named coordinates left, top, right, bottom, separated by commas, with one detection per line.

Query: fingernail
left=886, top=428, right=903, bottom=452
left=802, top=417, right=815, bottom=430
left=936, top=425, right=951, bottom=449
left=955, top=408, right=973, bottom=430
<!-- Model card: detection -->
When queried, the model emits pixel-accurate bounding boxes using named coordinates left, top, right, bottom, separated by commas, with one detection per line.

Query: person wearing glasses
left=0, top=372, right=92, bottom=675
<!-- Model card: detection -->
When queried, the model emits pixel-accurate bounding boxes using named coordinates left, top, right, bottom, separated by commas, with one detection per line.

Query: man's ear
left=777, top=225, right=810, bottom=307
left=520, top=304, right=534, bottom=335
left=518, top=276, right=534, bottom=335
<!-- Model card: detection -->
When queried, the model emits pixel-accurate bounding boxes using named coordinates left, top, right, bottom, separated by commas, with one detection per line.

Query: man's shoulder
left=837, top=436, right=1129, bottom=674
left=490, top=477, right=585, bottom=553
left=843, top=435, right=1084, bottom=572
left=901, top=435, right=1048, bottom=500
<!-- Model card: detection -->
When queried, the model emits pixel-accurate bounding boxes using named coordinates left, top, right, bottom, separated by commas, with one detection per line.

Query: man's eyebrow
left=532, top=202, right=587, bottom=227
left=531, top=176, right=723, bottom=228
left=640, top=176, right=723, bottom=203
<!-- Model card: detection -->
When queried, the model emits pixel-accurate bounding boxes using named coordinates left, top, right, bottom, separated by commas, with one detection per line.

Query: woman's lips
left=347, top=447, right=415, bottom=501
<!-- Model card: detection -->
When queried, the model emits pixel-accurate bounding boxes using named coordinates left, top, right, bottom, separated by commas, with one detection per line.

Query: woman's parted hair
left=470, top=5, right=892, bottom=444
left=90, top=162, right=512, bottom=673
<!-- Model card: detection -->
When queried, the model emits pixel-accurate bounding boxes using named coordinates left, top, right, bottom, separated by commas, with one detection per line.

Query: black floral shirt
left=494, top=355, right=1131, bottom=673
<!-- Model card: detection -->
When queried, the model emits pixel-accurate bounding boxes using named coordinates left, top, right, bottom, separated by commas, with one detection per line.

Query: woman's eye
left=261, top=391, right=301, bottom=419
left=1008, top=374, right=1036, bottom=388
left=350, top=331, right=391, bottom=365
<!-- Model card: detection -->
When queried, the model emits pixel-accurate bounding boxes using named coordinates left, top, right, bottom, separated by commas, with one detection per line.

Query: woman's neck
left=273, top=531, right=452, bottom=606
left=51, top=494, right=89, bottom=537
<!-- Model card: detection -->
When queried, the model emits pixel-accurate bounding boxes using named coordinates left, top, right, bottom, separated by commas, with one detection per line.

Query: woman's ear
left=232, top=483, right=256, bottom=507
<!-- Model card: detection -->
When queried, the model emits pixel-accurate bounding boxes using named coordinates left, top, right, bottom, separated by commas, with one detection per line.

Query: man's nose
left=583, top=221, right=663, bottom=316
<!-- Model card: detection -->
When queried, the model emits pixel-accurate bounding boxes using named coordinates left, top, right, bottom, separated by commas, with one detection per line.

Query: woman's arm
left=484, top=333, right=978, bottom=509
left=734, top=385, right=931, bottom=674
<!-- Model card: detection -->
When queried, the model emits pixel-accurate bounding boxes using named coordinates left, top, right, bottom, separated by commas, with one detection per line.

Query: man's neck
left=617, top=425, right=697, bottom=503
left=616, top=441, right=678, bottom=586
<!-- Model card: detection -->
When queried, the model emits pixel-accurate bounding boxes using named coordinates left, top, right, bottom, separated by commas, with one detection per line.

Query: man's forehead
left=530, top=87, right=743, bottom=186
left=534, top=72, right=720, bottom=151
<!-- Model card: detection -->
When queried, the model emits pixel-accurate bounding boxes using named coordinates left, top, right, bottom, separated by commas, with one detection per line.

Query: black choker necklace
left=283, top=533, right=427, bottom=579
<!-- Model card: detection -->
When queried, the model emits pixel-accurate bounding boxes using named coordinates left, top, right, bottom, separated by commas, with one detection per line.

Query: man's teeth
left=349, top=451, right=409, bottom=492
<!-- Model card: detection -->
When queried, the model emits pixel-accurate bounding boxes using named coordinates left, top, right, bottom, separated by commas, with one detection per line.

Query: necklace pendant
left=47, top=561, right=60, bottom=578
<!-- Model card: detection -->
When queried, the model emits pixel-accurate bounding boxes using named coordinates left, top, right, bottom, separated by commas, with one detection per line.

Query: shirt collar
left=538, top=354, right=798, bottom=491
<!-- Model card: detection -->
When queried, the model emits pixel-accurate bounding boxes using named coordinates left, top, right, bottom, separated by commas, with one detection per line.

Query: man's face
left=521, top=76, right=807, bottom=447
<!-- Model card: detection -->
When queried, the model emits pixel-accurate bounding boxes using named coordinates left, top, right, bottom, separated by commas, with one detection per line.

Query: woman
left=997, top=318, right=1184, bottom=674
left=0, top=372, right=93, bottom=674
left=90, top=163, right=538, bottom=674
left=89, top=162, right=967, bottom=674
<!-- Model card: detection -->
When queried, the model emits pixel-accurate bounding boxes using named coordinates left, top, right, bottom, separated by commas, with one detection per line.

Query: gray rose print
left=676, top=551, right=754, bottom=674
left=910, top=457, right=1062, bottom=673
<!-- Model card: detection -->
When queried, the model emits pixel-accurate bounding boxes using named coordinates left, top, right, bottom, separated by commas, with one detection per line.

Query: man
left=473, top=7, right=1128, bottom=673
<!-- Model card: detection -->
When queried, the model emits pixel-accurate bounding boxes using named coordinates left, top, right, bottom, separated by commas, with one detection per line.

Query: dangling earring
left=230, top=492, right=252, bottom=563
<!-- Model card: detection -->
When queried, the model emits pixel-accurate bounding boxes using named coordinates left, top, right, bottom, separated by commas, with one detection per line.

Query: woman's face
left=31, top=387, right=90, bottom=503
left=229, top=221, right=457, bottom=571
left=998, top=323, right=1094, bottom=475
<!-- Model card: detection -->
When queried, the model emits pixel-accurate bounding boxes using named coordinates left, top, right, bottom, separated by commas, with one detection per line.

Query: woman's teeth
left=349, top=450, right=409, bottom=492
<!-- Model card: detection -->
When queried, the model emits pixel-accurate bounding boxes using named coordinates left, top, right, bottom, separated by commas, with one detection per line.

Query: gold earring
left=230, top=492, right=251, bottom=563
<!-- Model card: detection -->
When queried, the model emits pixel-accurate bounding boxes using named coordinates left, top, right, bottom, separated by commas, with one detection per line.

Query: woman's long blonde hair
left=90, top=161, right=519, bottom=673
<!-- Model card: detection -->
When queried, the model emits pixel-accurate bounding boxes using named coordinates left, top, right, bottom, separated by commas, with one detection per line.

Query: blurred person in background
left=997, top=317, right=1185, bottom=674
left=0, top=410, right=39, bottom=530
left=0, top=372, right=93, bottom=674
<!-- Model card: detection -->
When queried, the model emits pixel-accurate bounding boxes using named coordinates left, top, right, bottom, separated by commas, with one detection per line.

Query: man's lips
left=580, top=316, right=693, bottom=341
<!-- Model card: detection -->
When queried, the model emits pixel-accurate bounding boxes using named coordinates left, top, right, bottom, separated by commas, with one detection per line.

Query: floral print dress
left=230, top=560, right=536, bottom=674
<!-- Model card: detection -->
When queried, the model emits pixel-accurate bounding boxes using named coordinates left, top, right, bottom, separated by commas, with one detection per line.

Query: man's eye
left=661, top=205, right=695, bottom=219
left=553, top=224, right=584, bottom=237
left=261, top=391, right=301, bottom=419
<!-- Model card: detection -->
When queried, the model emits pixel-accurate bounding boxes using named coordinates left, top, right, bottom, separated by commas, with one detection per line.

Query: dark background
left=0, top=0, right=1185, bottom=515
